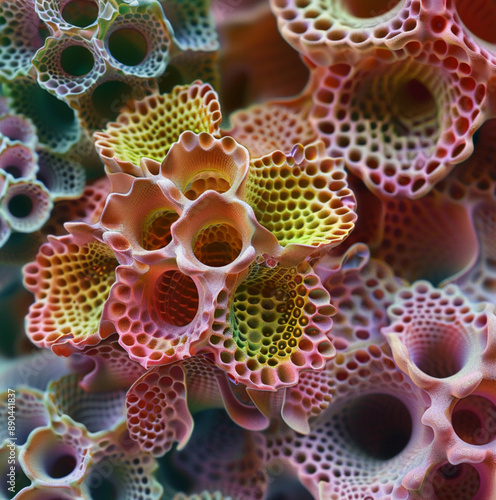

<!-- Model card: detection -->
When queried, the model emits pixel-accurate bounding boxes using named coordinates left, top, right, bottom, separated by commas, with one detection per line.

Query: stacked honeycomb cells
left=3, top=0, right=496, bottom=498
left=272, top=0, right=496, bottom=199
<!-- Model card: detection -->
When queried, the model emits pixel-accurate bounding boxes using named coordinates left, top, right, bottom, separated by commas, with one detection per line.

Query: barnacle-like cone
left=381, top=284, right=496, bottom=495
left=0, top=180, right=53, bottom=233
left=310, top=51, right=486, bottom=198
left=266, top=343, right=432, bottom=499
left=245, top=142, right=356, bottom=265
left=23, top=223, right=117, bottom=355
left=19, top=420, right=94, bottom=488
left=172, top=191, right=274, bottom=275
left=32, top=35, right=107, bottom=98
left=96, top=0, right=175, bottom=78
left=99, top=176, right=182, bottom=261
left=160, top=131, right=248, bottom=201
left=383, top=282, right=491, bottom=392
left=105, top=260, right=208, bottom=367
left=208, top=259, right=336, bottom=390
left=94, top=82, right=222, bottom=175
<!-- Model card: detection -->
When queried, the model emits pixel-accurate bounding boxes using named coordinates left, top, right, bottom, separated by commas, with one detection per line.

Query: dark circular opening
left=408, top=325, right=467, bottom=378
left=452, top=395, right=496, bottom=445
left=4, top=166, right=22, bottom=178
left=344, top=394, right=412, bottom=460
left=193, top=223, right=243, bottom=267
left=8, top=194, right=33, bottom=218
left=432, top=463, right=481, bottom=500
left=155, top=271, right=199, bottom=326
left=454, top=0, right=496, bottom=44
left=91, top=81, right=133, bottom=121
left=108, top=28, right=148, bottom=66
left=61, top=0, right=99, bottom=27
left=60, top=45, right=94, bottom=76
left=89, top=475, right=118, bottom=500
left=47, top=454, right=77, bottom=478
left=343, top=0, right=401, bottom=18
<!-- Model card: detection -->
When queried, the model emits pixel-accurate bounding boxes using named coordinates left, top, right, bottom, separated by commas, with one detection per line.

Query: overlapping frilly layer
left=2, top=0, right=496, bottom=499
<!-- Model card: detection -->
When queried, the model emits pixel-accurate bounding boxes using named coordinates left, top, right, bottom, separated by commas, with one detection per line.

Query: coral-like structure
left=1, top=0, right=496, bottom=499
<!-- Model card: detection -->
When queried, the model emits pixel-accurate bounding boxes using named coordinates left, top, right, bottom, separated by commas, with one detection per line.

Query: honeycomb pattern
left=97, top=0, right=173, bottom=78
left=159, top=0, right=218, bottom=52
left=226, top=95, right=317, bottom=158
left=32, top=35, right=107, bottom=98
left=0, top=180, right=53, bottom=233
left=266, top=343, right=431, bottom=500
left=246, top=142, right=356, bottom=264
left=271, top=0, right=414, bottom=66
left=35, top=0, right=101, bottom=34
left=309, top=55, right=486, bottom=198
left=106, top=261, right=207, bottom=367
left=160, top=132, right=248, bottom=201
left=0, top=0, right=47, bottom=80
left=126, top=363, right=193, bottom=457
left=45, top=374, right=126, bottom=436
left=23, top=229, right=117, bottom=355
left=19, top=421, right=94, bottom=488
left=209, top=260, right=336, bottom=390
left=319, top=244, right=405, bottom=348
left=67, top=72, right=157, bottom=131
left=77, top=336, right=147, bottom=392
left=35, top=149, right=85, bottom=199
left=383, top=281, right=491, bottom=386
left=94, top=82, right=222, bottom=174
left=81, top=445, right=163, bottom=500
